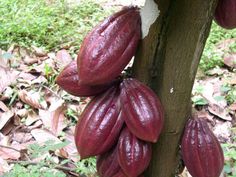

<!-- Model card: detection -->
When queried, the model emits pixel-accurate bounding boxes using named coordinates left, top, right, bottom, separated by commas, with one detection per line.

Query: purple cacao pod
left=112, top=170, right=144, bottom=177
left=77, top=6, right=141, bottom=85
left=118, top=127, right=152, bottom=177
left=97, top=147, right=121, bottom=177
left=112, top=170, right=127, bottom=177
left=56, top=61, right=113, bottom=97
left=214, top=0, right=236, bottom=29
left=181, top=118, right=224, bottom=177
left=120, top=78, right=164, bottom=142
left=74, top=86, right=124, bottom=159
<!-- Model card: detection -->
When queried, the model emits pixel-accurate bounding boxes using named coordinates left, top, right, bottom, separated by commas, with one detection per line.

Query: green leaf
left=192, top=96, right=208, bottom=105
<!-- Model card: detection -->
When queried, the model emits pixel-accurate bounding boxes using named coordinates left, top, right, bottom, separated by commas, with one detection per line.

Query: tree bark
left=132, top=0, right=218, bottom=176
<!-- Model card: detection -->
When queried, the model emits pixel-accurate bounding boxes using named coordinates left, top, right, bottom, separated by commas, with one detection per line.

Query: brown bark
left=132, top=0, right=218, bottom=176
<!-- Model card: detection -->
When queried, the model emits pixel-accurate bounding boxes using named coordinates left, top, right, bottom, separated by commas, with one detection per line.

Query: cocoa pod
left=74, top=86, right=124, bottom=159
left=214, top=0, right=236, bottom=29
left=77, top=6, right=141, bottom=85
left=113, top=170, right=144, bottom=177
left=118, top=127, right=152, bottom=177
left=112, top=170, right=127, bottom=177
left=181, top=118, right=224, bottom=177
left=56, top=61, right=114, bottom=97
left=120, top=78, right=164, bottom=142
left=97, top=147, right=120, bottom=177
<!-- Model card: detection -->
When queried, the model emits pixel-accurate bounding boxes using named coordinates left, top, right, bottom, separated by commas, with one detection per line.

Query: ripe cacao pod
left=74, top=86, right=124, bottom=159
left=113, top=170, right=144, bottom=177
left=120, top=78, right=164, bottom=142
left=214, top=0, right=236, bottom=29
left=118, top=127, right=152, bottom=177
left=97, top=147, right=120, bottom=177
left=56, top=61, right=113, bottom=97
left=181, top=118, right=224, bottom=177
left=112, top=170, right=127, bottom=177
left=77, top=6, right=141, bottom=85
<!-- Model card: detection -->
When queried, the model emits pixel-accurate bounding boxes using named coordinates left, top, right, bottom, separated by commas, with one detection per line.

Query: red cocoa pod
left=112, top=170, right=144, bottom=177
left=181, top=118, right=224, bottom=177
left=112, top=170, right=127, bottom=177
left=120, top=78, right=164, bottom=142
left=74, top=86, right=124, bottom=159
left=118, top=127, right=152, bottom=177
left=214, top=0, right=236, bottom=29
left=97, top=147, right=120, bottom=177
left=56, top=61, right=114, bottom=97
left=77, top=6, right=141, bottom=85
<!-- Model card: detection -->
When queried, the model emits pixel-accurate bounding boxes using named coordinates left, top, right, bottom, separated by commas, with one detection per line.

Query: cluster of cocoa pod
left=181, top=117, right=224, bottom=177
left=56, top=4, right=225, bottom=177
left=56, top=6, right=164, bottom=177
left=214, top=0, right=236, bottom=29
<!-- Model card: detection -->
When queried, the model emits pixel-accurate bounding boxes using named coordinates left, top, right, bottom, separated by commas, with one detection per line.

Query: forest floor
left=0, top=0, right=235, bottom=177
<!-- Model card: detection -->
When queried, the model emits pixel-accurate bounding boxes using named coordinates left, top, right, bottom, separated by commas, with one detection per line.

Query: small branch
left=7, top=160, right=81, bottom=176
left=0, top=145, right=21, bottom=152
left=41, top=85, right=61, bottom=98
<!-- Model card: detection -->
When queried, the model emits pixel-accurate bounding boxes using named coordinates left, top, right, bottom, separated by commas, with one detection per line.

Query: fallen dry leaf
left=0, top=157, right=11, bottom=175
left=213, top=121, right=232, bottom=142
left=195, top=110, right=214, bottom=121
left=0, top=133, right=10, bottom=145
left=31, top=128, right=61, bottom=144
left=18, top=72, right=37, bottom=81
left=0, top=147, right=21, bottom=160
left=56, top=49, right=72, bottom=69
left=25, top=110, right=40, bottom=126
left=18, top=90, right=47, bottom=110
left=0, top=101, right=9, bottom=112
left=0, top=111, right=14, bottom=130
left=32, top=45, right=47, bottom=57
left=12, top=132, right=33, bottom=144
left=224, top=54, right=236, bottom=68
left=39, top=99, right=67, bottom=135
left=27, top=120, right=43, bottom=130
left=0, top=67, right=18, bottom=94
left=23, top=55, right=39, bottom=65
left=31, top=76, right=47, bottom=85
left=1, top=119, right=15, bottom=135
left=15, top=108, right=28, bottom=118
left=63, top=127, right=78, bottom=162
left=208, top=103, right=232, bottom=121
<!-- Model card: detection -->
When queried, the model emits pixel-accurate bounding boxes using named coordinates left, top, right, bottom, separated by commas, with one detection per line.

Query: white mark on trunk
left=170, top=87, right=174, bottom=93
left=140, top=0, right=160, bottom=38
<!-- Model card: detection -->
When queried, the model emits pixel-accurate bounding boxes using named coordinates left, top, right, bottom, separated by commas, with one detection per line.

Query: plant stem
left=7, top=160, right=82, bottom=176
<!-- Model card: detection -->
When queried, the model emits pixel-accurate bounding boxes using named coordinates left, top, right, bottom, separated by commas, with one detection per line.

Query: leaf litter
left=0, top=45, right=86, bottom=175
left=0, top=3, right=235, bottom=177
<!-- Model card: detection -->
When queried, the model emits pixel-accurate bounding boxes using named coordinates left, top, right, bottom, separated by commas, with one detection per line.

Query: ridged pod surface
left=97, top=147, right=120, bottom=177
left=56, top=61, right=112, bottom=96
left=113, top=170, right=144, bottom=177
left=77, top=6, right=141, bottom=85
left=120, top=78, right=164, bottom=142
left=181, top=118, right=224, bottom=177
left=118, top=127, right=152, bottom=177
left=74, top=86, right=124, bottom=159
left=214, top=0, right=236, bottom=29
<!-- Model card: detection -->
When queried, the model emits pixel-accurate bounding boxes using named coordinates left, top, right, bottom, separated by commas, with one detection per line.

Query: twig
left=0, top=145, right=21, bottom=152
left=7, top=160, right=80, bottom=175
left=42, top=85, right=61, bottom=98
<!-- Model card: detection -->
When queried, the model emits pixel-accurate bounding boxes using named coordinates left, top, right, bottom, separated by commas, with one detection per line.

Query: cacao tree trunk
left=132, top=0, right=218, bottom=176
